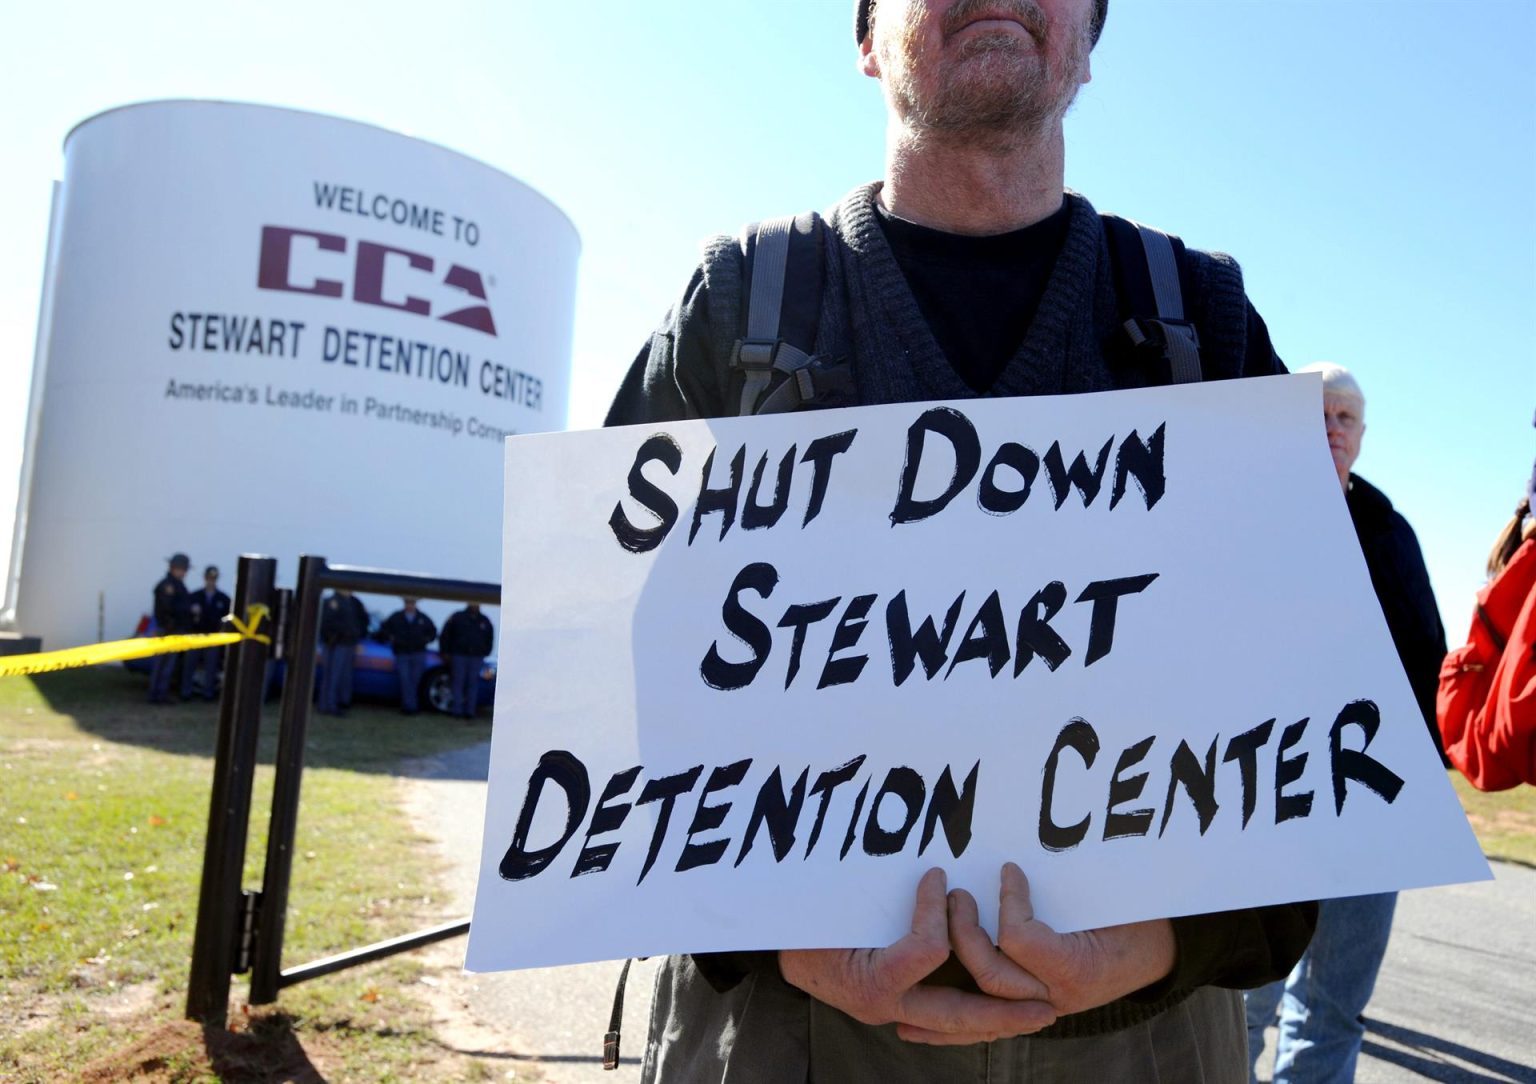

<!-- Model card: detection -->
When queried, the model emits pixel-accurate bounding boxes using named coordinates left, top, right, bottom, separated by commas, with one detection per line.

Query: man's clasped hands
left=778, top=863, right=1177, bottom=1046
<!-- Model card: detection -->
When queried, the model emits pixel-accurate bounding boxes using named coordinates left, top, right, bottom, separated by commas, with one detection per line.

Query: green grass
left=0, top=665, right=490, bottom=1082
left=4, top=666, right=1533, bottom=1080
left=1451, top=770, right=1536, bottom=867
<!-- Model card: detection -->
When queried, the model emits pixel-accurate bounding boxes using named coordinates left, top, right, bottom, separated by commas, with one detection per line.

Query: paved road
left=1253, top=862, right=1536, bottom=1083
left=404, top=742, right=1535, bottom=1083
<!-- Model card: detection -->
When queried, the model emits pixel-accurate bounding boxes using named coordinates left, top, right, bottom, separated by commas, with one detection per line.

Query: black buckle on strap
left=1124, top=316, right=1200, bottom=354
left=1123, top=317, right=1202, bottom=384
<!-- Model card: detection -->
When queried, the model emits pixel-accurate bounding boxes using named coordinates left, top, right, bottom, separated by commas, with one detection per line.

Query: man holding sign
left=602, top=0, right=1317, bottom=1079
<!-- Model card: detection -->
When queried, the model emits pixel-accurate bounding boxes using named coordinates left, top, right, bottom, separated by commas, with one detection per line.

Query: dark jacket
left=381, top=609, right=437, bottom=654
left=441, top=608, right=495, bottom=658
left=152, top=574, right=191, bottom=634
left=1348, top=473, right=1448, bottom=754
left=187, top=587, right=231, bottom=635
left=319, top=594, right=370, bottom=647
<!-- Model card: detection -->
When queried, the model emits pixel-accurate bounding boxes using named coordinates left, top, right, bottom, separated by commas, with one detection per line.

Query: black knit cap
left=856, top=0, right=1108, bottom=47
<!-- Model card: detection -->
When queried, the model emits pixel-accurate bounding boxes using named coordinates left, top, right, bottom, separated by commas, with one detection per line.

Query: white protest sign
left=466, top=374, right=1488, bottom=972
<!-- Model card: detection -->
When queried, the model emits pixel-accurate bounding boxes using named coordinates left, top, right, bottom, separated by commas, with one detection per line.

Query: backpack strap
left=1102, top=214, right=1206, bottom=384
left=602, top=956, right=633, bottom=1070
left=730, top=210, right=1212, bottom=410
left=729, top=213, right=854, bottom=415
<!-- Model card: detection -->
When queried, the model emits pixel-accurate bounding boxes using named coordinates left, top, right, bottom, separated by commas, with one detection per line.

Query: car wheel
left=421, top=668, right=455, bottom=715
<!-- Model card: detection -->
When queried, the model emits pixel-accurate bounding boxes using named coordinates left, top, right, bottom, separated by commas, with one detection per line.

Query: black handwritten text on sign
left=607, top=407, right=1170, bottom=692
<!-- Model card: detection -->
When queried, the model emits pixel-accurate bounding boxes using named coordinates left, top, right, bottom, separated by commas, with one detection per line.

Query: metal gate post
left=249, top=555, right=327, bottom=1004
left=185, top=554, right=277, bottom=1025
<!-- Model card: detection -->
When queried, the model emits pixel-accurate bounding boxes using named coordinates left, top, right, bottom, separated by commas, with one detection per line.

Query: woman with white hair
left=1245, top=362, right=1447, bottom=1084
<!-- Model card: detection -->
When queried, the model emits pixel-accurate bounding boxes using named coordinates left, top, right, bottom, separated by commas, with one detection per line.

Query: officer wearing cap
left=607, top=1, right=1311, bottom=1080
left=440, top=603, right=495, bottom=720
left=317, top=589, right=370, bottom=716
left=147, top=553, right=192, bottom=704
left=380, top=597, right=438, bottom=715
left=181, top=564, right=231, bottom=701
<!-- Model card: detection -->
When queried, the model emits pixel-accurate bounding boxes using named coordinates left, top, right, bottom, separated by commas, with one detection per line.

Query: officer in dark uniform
left=380, top=597, right=438, bottom=715
left=181, top=564, right=232, bottom=701
left=317, top=589, right=370, bottom=716
left=440, top=603, right=494, bottom=720
left=147, top=553, right=192, bottom=704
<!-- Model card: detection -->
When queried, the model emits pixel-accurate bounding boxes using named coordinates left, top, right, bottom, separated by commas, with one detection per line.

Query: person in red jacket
left=1437, top=423, right=1536, bottom=791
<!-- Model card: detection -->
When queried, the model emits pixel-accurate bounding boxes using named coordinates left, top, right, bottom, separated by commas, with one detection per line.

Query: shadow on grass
left=1488, top=854, right=1536, bottom=872
left=19, top=667, right=492, bottom=779
left=81, top=1015, right=327, bottom=1083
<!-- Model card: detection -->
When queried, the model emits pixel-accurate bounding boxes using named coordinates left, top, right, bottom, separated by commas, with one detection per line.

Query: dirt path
left=400, top=741, right=659, bottom=1084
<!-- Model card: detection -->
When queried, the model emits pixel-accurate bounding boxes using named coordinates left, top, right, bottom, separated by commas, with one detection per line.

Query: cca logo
left=257, top=225, right=497, bottom=336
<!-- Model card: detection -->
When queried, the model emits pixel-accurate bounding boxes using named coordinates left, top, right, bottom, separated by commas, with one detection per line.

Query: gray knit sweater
left=606, top=182, right=1263, bottom=427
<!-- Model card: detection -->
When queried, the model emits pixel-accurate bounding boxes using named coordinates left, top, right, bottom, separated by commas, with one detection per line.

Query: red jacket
left=1438, top=537, right=1536, bottom=790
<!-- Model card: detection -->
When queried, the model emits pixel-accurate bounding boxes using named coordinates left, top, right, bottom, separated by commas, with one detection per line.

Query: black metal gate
left=185, top=554, right=499, bottom=1026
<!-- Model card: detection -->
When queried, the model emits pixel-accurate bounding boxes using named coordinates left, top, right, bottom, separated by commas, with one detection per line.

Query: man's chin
left=953, top=26, right=1037, bottom=54
left=950, top=34, right=1040, bottom=75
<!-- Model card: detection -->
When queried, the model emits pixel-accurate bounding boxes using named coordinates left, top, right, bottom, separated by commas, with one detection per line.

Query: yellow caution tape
left=228, top=605, right=273, bottom=646
left=0, top=604, right=272, bottom=678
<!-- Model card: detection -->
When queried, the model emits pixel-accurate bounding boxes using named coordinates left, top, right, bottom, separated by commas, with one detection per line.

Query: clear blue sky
left=1, top=0, right=1532, bottom=631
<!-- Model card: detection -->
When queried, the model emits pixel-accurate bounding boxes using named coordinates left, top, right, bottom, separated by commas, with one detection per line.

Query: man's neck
left=880, top=121, right=1066, bottom=236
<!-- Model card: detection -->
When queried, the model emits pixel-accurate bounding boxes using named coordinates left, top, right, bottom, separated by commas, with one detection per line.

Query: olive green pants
left=641, top=956, right=1246, bottom=1083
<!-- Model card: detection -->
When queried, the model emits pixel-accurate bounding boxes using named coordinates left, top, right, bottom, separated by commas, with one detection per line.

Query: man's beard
left=884, top=0, right=1091, bottom=139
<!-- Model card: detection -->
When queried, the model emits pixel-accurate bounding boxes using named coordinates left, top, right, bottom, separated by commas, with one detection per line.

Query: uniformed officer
left=147, top=553, right=192, bottom=704
left=181, top=564, right=231, bottom=701
left=440, top=603, right=494, bottom=720
left=380, top=597, right=438, bottom=715
left=317, top=589, right=370, bottom=716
